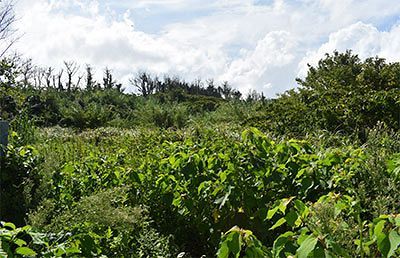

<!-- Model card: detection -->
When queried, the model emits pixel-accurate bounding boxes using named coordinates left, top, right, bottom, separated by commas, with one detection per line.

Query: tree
left=103, top=67, right=114, bottom=89
left=33, top=66, right=45, bottom=88
left=64, top=61, right=79, bottom=91
left=296, top=50, right=400, bottom=134
left=43, top=67, right=54, bottom=88
left=0, top=0, right=17, bottom=57
left=56, top=69, right=64, bottom=91
left=19, top=58, right=34, bottom=87
left=218, top=81, right=232, bottom=99
left=85, top=64, right=95, bottom=90
left=130, top=72, right=155, bottom=97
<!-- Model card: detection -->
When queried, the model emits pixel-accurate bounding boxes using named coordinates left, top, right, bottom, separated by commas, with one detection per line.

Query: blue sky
left=13, top=0, right=400, bottom=97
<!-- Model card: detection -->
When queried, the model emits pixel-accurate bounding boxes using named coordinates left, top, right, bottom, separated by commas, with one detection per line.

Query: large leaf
left=228, top=231, right=242, bottom=258
left=388, top=231, right=400, bottom=258
left=272, top=231, right=294, bottom=257
left=217, top=241, right=230, bottom=258
left=217, top=230, right=242, bottom=258
left=296, top=235, right=318, bottom=258
left=375, top=220, right=390, bottom=257
left=15, top=247, right=37, bottom=256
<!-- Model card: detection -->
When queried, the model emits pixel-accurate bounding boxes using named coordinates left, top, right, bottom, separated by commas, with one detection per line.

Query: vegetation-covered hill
left=1, top=51, right=400, bottom=257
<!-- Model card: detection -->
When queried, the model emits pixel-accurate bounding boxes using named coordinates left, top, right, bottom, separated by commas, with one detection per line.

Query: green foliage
left=9, top=125, right=395, bottom=256
left=3, top=50, right=400, bottom=257
left=0, top=143, right=40, bottom=226
left=0, top=221, right=82, bottom=257
left=237, top=191, right=400, bottom=258
left=297, top=51, right=400, bottom=134
left=217, top=226, right=269, bottom=258
left=135, top=98, right=190, bottom=128
left=246, top=51, right=400, bottom=138
left=9, top=113, right=37, bottom=146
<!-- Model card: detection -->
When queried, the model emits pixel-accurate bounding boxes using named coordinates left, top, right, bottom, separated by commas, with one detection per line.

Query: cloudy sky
left=12, top=0, right=400, bottom=97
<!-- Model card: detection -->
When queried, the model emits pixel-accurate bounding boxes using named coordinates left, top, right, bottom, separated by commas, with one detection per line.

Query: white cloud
left=11, top=0, right=400, bottom=97
left=298, top=22, right=400, bottom=78
left=220, top=31, right=298, bottom=94
left=14, top=0, right=208, bottom=85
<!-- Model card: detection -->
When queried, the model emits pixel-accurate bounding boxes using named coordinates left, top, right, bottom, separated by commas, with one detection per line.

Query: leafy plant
left=217, top=226, right=269, bottom=258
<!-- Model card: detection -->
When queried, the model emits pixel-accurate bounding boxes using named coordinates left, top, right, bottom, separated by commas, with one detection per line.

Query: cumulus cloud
left=298, top=22, right=400, bottom=78
left=220, top=31, right=299, bottom=94
left=14, top=0, right=220, bottom=86
left=11, top=0, right=400, bottom=97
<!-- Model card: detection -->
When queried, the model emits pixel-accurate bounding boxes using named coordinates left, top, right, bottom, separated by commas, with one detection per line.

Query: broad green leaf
left=296, top=235, right=318, bottom=258
left=388, top=231, right=400, bottom=257
left=296, top=168, right=306, bottom=179
left=312, top=242, right=325, bottom=257
left=284, top=210, right=299, bottom=227
left=375, top=220, right=390, bottom=257
left=334, top=201, right=348, bottom=218
left=217, top=242, right=229, bottom=258
left=172, top=196, right=181, bottom=207
left=198, top=181, right=208, bottom=194
left=279, top=197, right=295, bottom=213
left=14, top=238, right=27, bottom=247
left=272, top=231, right=294, bottom=257
left=55, top=246, right=67, bottom=256
left=217, top=230, right=242, bottom=258
left=15, top=247, right=37, bottom=256
left=105, top=227, right=112, bottom=239
left=324, top=249, right=336, bottom=258
left=378, top=235, right=390, bottom=257
left=394, top=216, right=400, bottom=227
left=294, top=200, right=309, bottom=218
left=227, top=232, right=242, bottom=258
left=267, top=197, right=295, bottom=220
left=21, top=225, right=32, bottom=231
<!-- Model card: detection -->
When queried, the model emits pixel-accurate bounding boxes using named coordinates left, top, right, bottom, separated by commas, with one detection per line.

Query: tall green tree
left=296, top=50, right=400, bottom=134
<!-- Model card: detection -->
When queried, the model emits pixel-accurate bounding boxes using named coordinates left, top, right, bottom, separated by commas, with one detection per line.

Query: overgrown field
left=1, top=51, right=400, bottom=257
left=1, top=124, right=400, bottom=257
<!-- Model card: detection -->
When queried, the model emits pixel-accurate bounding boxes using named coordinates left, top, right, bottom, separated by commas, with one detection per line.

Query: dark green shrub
left=0, top=144, right=40, bottom=226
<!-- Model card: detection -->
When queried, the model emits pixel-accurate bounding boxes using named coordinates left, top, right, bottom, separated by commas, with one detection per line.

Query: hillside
left=1, top=51, right=400, bottom=257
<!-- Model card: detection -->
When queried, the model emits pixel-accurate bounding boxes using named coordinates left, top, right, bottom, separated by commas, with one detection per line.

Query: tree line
left=1, top=55, right=243, bottom=100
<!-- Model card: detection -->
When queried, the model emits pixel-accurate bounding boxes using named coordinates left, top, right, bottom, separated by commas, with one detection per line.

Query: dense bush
left=246, top=51, right=400, bottom=138
left=0, top=143, right=40, bottom=226
left=1, top=125, right=394, bottom=256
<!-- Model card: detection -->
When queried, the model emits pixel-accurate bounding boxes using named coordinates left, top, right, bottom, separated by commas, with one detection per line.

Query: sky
left=11, top=0, right=400, bottom=97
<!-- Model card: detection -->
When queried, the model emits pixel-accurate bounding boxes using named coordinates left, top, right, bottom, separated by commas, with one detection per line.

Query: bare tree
left=130, top=71, right=155, bottom=97
left=0, top=0, right=17, bottom=57
left=76, top=73, right=83, bottom=89
left=19, top=58, right=34, bottom=87
left=33, top=66, right=45, bottom=88
left=64, top=61, right=79, bottom=91
left=57, top=69, right=64, bottom=91
left=43, top=67, right=54, bottom=88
